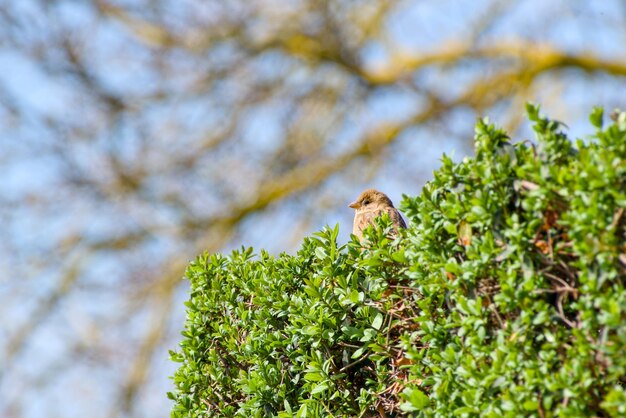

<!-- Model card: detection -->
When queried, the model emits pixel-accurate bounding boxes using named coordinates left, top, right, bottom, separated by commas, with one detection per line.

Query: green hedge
left=169, top=106, right=626, bottom=417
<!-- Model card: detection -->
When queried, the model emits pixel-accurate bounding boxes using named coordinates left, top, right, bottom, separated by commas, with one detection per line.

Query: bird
left=348, top=189, right=407, bottom=240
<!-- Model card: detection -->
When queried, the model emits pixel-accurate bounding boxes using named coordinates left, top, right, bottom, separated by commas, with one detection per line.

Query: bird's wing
left=386, top=207, right=407, bottom=229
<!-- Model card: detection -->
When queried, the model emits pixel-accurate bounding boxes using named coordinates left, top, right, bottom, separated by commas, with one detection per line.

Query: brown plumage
left=348, top=189, right=407, bottom=240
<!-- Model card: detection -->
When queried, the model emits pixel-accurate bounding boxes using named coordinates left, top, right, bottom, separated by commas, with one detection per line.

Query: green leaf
left=401, top=387, right=430, bottom=409
left=371, top=313, right=384, bottom=330
left=311, top=382, right=329, bottom=395
left=445, top=261, right=460, bottom=274
left=304, top=372, right=323, bottom=382
left=314, top=247, right=327, bottom=260
left=351, top=346, right=366, bottom=359
left=589, top=106, right=603, bottom=129
left=523, top=399, right=538, bottom=410
left=526, top=102, right=540, bottom=121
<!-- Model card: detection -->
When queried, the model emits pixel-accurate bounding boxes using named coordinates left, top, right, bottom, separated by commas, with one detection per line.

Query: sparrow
left=348, top=189, right=407, bottom=240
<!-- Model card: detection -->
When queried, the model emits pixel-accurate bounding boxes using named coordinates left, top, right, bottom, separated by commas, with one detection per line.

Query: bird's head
left=348, top=189, right=394, bottom=211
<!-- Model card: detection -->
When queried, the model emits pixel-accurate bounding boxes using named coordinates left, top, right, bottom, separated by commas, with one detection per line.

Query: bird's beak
left=348, top=201, right=359, bottom=209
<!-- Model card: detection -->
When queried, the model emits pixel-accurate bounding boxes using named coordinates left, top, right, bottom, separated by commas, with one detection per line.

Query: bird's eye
left=362, top=199, right=370, bottom=205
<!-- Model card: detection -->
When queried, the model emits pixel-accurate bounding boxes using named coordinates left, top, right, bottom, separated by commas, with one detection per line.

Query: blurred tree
left=0, top=0, right=624, bottom=417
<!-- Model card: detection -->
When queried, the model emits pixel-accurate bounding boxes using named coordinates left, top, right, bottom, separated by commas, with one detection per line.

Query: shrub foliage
left=170, top=106, right=626, bottom=417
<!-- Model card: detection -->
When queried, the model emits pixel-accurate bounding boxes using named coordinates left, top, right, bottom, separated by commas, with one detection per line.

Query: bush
left=169, top=106, right=626, bottom=417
